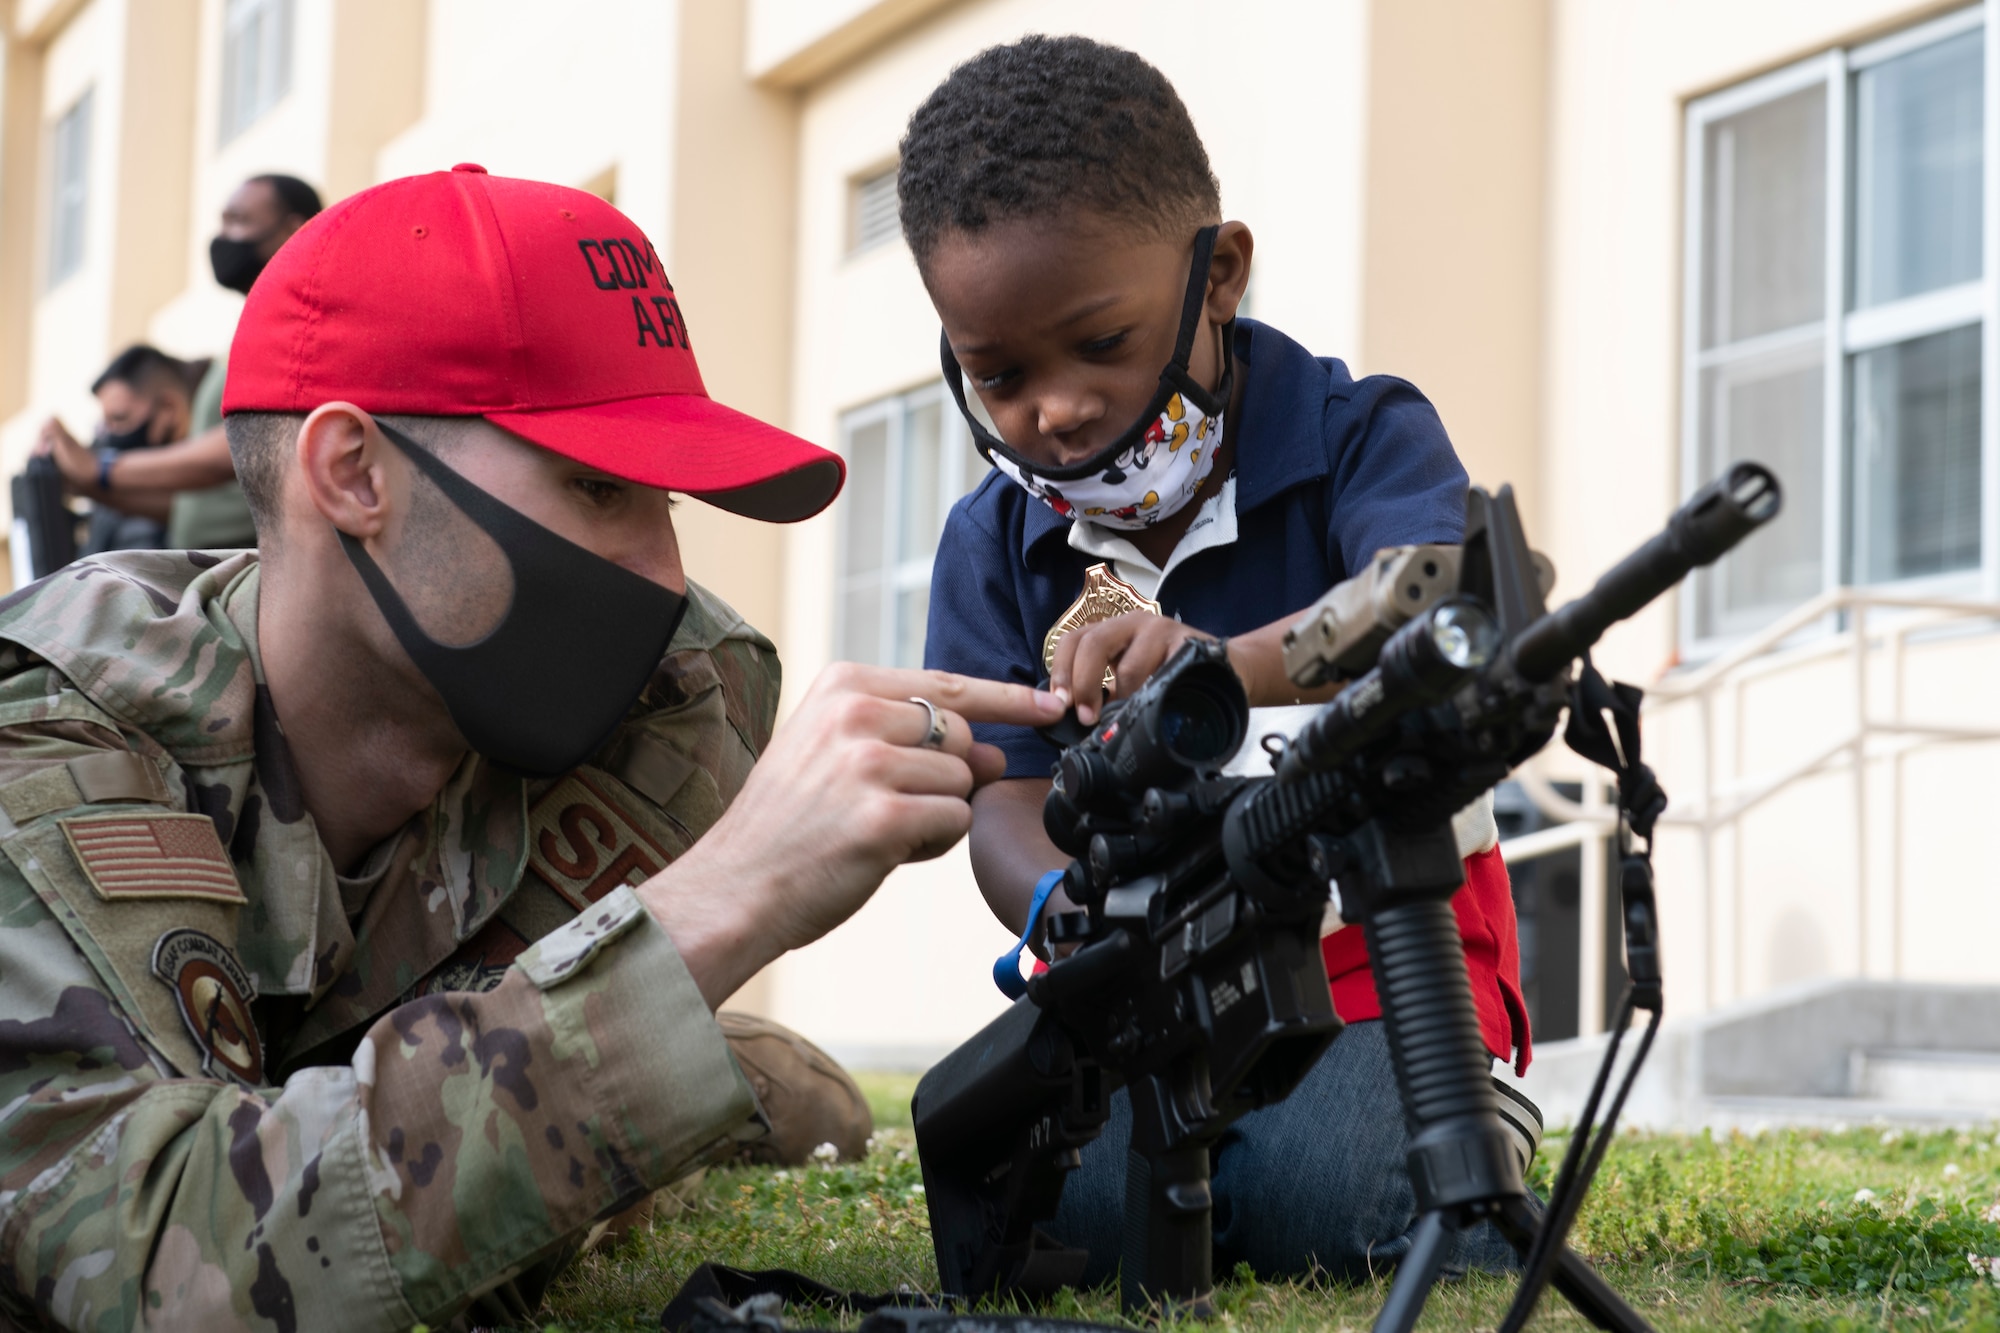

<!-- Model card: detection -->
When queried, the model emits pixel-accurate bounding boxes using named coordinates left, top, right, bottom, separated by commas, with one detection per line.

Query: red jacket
left=1029, top=846, right=1532, bottom=1072
left=1320, top=845, right=1531, bottom=1073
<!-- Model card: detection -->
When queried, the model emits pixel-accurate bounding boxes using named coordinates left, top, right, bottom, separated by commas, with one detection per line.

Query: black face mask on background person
left=97, top=419, right=158, bottom=453
left=210, top=233, right=273, bottom=295
left=338, top=421, right=689, bottom=779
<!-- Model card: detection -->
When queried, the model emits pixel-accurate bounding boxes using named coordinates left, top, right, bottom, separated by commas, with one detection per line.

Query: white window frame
left=1679, top=3, right=2000, bottom=657
left=835, top=382, right=980, bottom=667
left=45, top=88, right=92, bottom=291
left=219, top=0, right=294, bottom=144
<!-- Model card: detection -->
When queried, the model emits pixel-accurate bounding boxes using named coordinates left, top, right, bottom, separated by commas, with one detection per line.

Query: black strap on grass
left=661, top=1264, right=931, bottom=1332
left=661, top=1263, right=1129, bottom=1333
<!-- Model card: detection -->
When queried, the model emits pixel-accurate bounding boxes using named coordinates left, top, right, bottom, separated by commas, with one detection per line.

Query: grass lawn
left=537, top=1072, right=2000, bottom=1332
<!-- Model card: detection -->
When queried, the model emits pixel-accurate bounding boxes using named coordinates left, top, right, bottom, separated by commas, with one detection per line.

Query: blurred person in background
left=34, top=173, right=323, bottom=550
left=33, top=345, right=209, bottom=553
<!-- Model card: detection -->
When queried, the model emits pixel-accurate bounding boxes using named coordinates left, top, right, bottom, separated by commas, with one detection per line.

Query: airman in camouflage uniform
left=0, top=167, right=1064, bottom=1331
left=0, top=552, right=776, bottom=1329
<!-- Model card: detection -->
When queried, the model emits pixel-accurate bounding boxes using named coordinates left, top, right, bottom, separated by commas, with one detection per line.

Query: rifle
left=9, top=454, right=79, bottom=582
left=911, top=464, right=1781, bottom=1330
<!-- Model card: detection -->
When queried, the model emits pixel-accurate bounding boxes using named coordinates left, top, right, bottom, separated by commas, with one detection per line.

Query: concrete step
left=1501, top=982, right=2000, bottom=1133
left=1850, top=1050, right=2000, bottom=1109
left=1701, top=1093, right=1995, bottom=1134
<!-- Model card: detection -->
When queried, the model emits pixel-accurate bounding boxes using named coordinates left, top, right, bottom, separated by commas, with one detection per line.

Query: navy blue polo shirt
left=925, top=317, right=1470, bottom=778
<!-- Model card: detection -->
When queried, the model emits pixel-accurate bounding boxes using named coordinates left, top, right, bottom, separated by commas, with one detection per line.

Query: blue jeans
left=1045, top=1019, right=1521, bottom=1286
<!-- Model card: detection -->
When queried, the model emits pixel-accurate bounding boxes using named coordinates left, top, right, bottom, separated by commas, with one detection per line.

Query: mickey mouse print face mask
left=941, top=226, right=1231, bottom=531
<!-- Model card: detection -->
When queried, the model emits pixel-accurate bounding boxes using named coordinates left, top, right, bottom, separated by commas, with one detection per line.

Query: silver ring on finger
left=908, top=696, right=948, bottom=750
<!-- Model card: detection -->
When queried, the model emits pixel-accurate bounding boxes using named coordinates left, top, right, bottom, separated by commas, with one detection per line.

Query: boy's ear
left=1205, top=221, right=1254, bottom=325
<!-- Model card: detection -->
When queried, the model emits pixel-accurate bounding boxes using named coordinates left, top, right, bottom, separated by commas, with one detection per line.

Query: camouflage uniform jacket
left=0, top=551, right=781, bottom=1330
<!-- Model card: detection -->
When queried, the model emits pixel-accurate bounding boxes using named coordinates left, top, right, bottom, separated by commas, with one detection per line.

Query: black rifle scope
left=1510, top=462, right=1779, bottom=682
left=1043, top=638, right=1247, bottom=854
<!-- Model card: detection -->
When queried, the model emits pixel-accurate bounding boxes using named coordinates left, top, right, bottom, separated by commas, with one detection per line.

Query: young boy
left=905, top=36, right=1530, bottom=1283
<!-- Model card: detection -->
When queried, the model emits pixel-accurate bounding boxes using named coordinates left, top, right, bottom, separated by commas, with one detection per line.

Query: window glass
left=1695, top=352, right=1826, bottom=638
left=1853, top=30, right=1984, bottom=308
left=894, top=586, right=930, bottom=676
left=1701, top=85, right=1826, bottom=349
left=836, top=387, right=976, bottom=668
left=844, top=418, right=889, bottom=577
left=220, top=0, right=294, bottom=143
left=1851, top=324, right=1983, bottom=582
left=46, top=89, right=92, bottom=289
left=1685, top=14, right=1992, bottom=650
left=900, top=399, right=944, bottom=560
left=840, top=585, right=883, bottom=666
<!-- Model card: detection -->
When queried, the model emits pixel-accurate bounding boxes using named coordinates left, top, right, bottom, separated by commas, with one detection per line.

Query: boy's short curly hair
left=897, top=35, right=1221, bottom=268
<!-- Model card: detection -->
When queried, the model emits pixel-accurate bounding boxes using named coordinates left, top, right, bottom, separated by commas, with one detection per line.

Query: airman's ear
left=296, top=403, right=398, bottom=541
left=1205, top=220, right=1254, bottom=326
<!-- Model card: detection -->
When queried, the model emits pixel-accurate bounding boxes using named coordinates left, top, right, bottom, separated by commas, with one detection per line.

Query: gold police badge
left=1042, top=563, right=1163, bottom=686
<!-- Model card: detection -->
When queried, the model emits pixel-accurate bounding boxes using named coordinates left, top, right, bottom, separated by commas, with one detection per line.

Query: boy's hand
left=1050, top=611, right=1216, bottom=724
left=1050, top=609, right=1345, bottom=725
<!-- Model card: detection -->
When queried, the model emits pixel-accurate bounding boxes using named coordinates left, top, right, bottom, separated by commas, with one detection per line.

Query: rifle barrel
left=1510, top=463, right=1780, bottom=683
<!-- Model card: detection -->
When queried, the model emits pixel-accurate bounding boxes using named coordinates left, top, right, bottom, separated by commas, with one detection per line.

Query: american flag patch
left=61, top=814, right=246, bottom=904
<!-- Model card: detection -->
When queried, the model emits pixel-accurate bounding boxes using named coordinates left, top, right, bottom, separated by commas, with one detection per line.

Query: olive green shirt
left=166, top=353, right=257, bottom=549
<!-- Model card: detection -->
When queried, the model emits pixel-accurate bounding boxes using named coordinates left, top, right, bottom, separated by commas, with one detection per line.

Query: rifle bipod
left=1330, top=818, right=1656, bottom=1333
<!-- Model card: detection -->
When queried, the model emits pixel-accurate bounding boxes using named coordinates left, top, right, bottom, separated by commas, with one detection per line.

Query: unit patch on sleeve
left=151, top=928, right=264, bottom=1086
left=412, top=917, right=531, bottom=999
left=61, top=813, right=247, bottom=904
left=527, top=772, right=675, bottom=910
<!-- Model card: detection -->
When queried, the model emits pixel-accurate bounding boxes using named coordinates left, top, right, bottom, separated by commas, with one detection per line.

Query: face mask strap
left=343, top=417, right=677, bottom=651
left=939, top=330, right=1014, bottom=467
left=1168, top=225, right=1222, bottom=370
left=334, top=421, right=502, bottom=667
left=374, top=419, right=539, bottom=540
left=940, top=224, right=1228, bottom=482
left=1160, top=224, right=1233, bottom=420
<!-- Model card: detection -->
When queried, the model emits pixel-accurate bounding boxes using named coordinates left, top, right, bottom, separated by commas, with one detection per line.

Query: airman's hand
left=639, top=663, right=1064, bottom=1006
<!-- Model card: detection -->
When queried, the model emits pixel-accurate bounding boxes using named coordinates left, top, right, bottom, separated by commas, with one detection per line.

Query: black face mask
left=210, top=233, right=272, bottom=295
left=339, top=422, right=689, bottom=779
left=99, top=419, right=157, bottom=453
left=939, top=224, right=1233, bottom=484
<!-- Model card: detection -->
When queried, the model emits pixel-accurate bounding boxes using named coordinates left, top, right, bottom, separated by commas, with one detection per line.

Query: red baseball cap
left=223, top=164, right=843, bottom=522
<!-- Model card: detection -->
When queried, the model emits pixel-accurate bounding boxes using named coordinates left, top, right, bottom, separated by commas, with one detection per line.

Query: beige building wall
left=0, top=4, right=45, bottom=425
left=14, top=0, right=126, bottom=459
left=1357, top=0, right=1551, bottom=530
left=665, top=0, right=798, bottom=657
left=3, top=0, right=1997, bottom=1067
left=0, top=0, right=429, bottom=486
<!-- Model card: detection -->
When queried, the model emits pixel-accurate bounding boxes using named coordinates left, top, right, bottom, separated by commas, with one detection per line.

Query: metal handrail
left=1498, top=587, right=2000, bottom=1032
